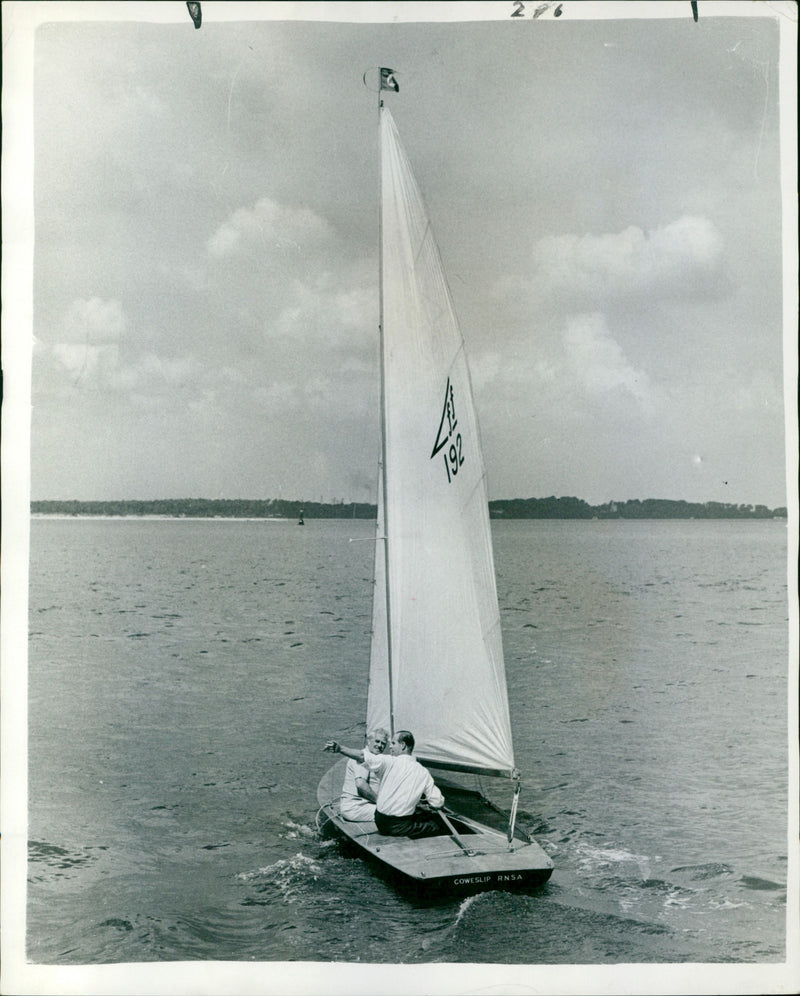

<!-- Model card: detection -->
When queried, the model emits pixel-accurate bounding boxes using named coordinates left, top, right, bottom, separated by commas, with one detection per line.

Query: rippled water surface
left=27, top=517, right=789, bottom=965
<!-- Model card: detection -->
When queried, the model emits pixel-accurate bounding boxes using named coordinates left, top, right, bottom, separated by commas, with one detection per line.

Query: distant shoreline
left=30, top=514, right=289, bottom=522
left=30, top=498, right=787, bottom=521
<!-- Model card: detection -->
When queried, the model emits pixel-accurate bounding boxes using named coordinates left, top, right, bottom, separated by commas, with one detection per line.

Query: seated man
left=337, top=727, right=388, bottom=821
left=326, top=730, right=444, bottom=839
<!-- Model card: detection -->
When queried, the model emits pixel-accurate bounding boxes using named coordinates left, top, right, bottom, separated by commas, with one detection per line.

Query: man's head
left=366, top=728, right=389, bottom=754
left=390, top=730, right=415, bottom=755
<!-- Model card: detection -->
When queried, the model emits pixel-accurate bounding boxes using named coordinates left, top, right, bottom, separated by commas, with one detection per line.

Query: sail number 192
left=443, top=434, right=464, bottom=483
left=431, top=377, right=465, bottom=484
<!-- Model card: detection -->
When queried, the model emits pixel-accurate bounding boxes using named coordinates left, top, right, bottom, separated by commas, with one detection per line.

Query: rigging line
left=439, top=811, right=477, bottom=857
left=442, top=808, right=508, bottom=843
left=412, top=221, right=432, bottom=269
left=314, top=806, right=327, bottom=834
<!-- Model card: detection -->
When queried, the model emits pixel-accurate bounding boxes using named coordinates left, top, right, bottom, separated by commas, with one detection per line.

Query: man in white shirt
left=325, top=730, right=445, bottom=838
left=339, top=727, right=388, bottom=821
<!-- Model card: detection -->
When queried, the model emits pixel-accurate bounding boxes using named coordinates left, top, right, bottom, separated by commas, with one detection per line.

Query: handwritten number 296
left=511, top=2, right=563, bottom=15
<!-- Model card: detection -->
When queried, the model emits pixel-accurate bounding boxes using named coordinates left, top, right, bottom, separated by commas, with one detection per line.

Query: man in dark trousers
left=324, top=729, right=444, bottom=838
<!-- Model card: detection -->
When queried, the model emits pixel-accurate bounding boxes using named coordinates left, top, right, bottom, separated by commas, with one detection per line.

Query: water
left=26, top=517, right=789, bottom=966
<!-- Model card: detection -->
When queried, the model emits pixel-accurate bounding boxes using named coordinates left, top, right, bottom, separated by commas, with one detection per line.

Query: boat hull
left=317, top=761, right=553, bottom=899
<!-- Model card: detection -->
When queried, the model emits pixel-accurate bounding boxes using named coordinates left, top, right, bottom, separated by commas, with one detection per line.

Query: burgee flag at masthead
left=380, top=68, right=400, bottom=92
left=186, top=2, right=202, bottom=28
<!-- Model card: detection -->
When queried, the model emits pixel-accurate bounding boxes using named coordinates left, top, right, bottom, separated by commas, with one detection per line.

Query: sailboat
left=317, top=78, right=553, bottom=897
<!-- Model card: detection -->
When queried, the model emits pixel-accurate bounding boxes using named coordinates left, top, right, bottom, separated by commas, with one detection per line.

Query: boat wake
left=565, top=838, right=771, bottom=929
left=235, top=819, right=341, bottom=903
left=236, top=853, right=323, bottom=902
left=281, top=819, right=319, bottom=841
left=454, top=891, right=490, bottom=926
left=575, top=841, right=652, bottom=880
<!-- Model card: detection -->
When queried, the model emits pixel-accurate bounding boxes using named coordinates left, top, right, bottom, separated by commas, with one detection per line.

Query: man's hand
left=324, top=741, right=364, bottom=761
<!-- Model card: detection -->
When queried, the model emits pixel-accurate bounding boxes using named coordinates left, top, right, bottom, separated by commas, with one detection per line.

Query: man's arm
left=324, top=740, right=364, bottom=762
left=355, top=776, right=378, bottom=804
left=423, top=774, right=445, bottom=810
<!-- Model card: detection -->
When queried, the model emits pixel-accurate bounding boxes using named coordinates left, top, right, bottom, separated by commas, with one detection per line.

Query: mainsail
left=367, top=107, right=515, bottom=778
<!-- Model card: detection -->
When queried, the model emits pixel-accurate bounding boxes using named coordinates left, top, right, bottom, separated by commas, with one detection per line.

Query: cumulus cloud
left=46, top=298, right=128, bottom=386
left=475, top=312, right=655, bottom=420
left=52, top=342, right=116, bottom=383
left=206, top=197, right=333, bottom=258
left=48, top=296, right=195, bottom=395
left=529, top=215, right=726, bottom=304
left=62, top=297, right=127, bottom=343
left=114, top=353, right=194, bottom=391
left=272, top=275, right=375, bottom=346
left=50, top=341, right=195, bottom=394
left=562, top=312, right=654, bottom=410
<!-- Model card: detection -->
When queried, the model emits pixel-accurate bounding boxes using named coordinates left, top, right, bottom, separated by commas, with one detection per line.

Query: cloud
left=47, top=296, right=195, bottom=395
left=51, top=342, right=115, bottom=384
left=272, top=277, right=374, bottom=345
left=523, top=215, right=726, bottom=306
left=61, top=297, right=127, bottom=343
left=472, top=312, right=655, bottom=421
left=469, top=351, right=502, bottom=393
left=115, top=353, right=195, bottom=391
left=562, top=312, right=654, bottom=411
left=44, top=298, right=128, bottom=386
left=203, top=199, right=375, bottom=352
left=50, top=342, right=195, bottom=395
left=206, top=197, right=333, bottom=258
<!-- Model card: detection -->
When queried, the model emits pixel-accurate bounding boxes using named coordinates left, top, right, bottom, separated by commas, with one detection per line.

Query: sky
left=13, top=1, right=793, bottom=507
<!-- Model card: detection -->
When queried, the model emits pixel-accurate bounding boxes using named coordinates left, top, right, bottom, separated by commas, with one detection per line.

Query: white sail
left=366, top=107, right=514, bottom=777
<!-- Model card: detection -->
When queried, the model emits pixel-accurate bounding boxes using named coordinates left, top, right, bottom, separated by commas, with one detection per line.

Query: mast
left=377, top=85, right=395, bottom=737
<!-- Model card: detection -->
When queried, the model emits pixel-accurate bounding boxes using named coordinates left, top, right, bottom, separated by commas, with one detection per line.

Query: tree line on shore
left=30, top=497, right=787, bottom=520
